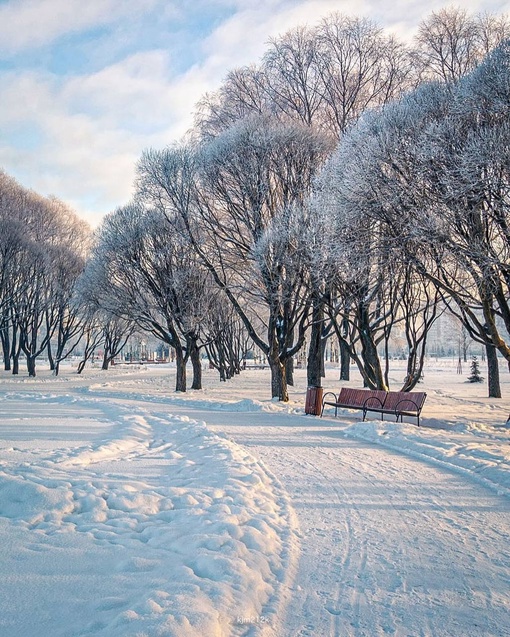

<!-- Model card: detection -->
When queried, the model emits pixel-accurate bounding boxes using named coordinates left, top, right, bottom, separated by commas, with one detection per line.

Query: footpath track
left=167, top=407, right=510, bottom=637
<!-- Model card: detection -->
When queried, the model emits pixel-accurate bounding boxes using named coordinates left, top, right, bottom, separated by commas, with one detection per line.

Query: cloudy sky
left=0, top=0, right=508, bottom=226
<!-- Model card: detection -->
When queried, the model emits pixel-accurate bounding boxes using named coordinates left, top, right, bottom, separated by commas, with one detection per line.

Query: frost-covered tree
left=138, top=116, right=333, bottom=401
left=311, top=80, right=450, bottom=391
left=195, top=65, right=271, bottom=139
left=468, top=355, right=484, bottom=383
left=415, top=7, right=510, bottom=83
left=0, top=173, right=29, bottom=370
left=315, top=14, right=417, bottom=136
left=83, top=202, right=212, bottom=392
left=416, top=41, right=510, bottom=397
left=41, top=198, right=90, bottom=375
left=202, top=295, right=252, bottom=381
left=263, top=25, right=324, bottom=127
left=0, top=180, right=90, bottom=377
left=317, top=40, right=510, bottom=397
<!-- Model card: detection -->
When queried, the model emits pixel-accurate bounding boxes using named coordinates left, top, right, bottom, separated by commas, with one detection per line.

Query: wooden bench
left=320, top=387, right=387, bottom=420
left=320, top=387, right=427, bottom=426
left=375, top=391, right=427, bottom=426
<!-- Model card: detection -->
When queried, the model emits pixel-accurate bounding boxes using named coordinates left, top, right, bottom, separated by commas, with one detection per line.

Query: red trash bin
left=305, top=386, right=323, bottom=415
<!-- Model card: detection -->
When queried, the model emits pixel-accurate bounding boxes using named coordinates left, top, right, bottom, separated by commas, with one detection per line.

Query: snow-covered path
left=1, top=364, right=510, bottom=636
left=168, top=407, right=510, bottom=637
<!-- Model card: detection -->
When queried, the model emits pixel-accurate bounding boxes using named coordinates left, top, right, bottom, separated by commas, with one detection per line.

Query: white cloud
left=0, top=69, right=141, bottom=223
left=0, top=0, right=161, bottom=54
left=62, top=52, right=175, bottom=127
left=0, top=0, right=508, bottom=225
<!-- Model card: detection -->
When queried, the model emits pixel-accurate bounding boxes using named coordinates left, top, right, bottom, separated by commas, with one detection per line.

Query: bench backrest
left=337, top=387, right=366, bottom=408
left=363, top=390, right=388, bottom=410
left=382, top=391, right=427, bottom=413
left=337, top=387, right=386, bottom=409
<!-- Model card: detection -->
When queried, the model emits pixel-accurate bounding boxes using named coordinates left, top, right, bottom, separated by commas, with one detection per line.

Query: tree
left=317, top=40, right=510, bottom=397
left=74, top=308, right=105, bottom=374
left=311, top=79, right=451, bottom=390
left=0, top=172, right=90, bottom=377
left=195, top=65, right=271, bottom=139
left=137, top=116, right=333, bottom=400
left=101, top=316, right=134, bottom=370
left=315, top=14, right=417, bottom=136
left=203, top=296, right=252, bottom=381
left=414, top=7, right=510, bottom=83
left=414, top=42, right=510, bottom=397
left=83, top=202, right=211, bottom=392
left=263, top=25, right=324, bottom=127
left=468, top=355, right=484, bottom=383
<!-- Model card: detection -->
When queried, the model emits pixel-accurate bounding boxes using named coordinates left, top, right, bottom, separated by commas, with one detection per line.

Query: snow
left=0, top=359, right=509, bottom=636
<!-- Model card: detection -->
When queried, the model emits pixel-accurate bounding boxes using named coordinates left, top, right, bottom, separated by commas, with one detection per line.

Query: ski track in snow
left=0, top=365, right=510, bottom=636
left=164, top=411, right=510, bottom=637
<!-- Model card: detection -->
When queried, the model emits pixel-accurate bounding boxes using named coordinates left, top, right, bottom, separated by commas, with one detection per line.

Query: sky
left=0, top=0, right=509, bottom=226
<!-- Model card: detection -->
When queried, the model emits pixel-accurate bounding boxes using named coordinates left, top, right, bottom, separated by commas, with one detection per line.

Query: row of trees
left=1, top=8, right=509, bottom=400
left=84, top=8, right=510, bottom=399
left=0, top=171, right=89, bottom=376
left=314, top=39, right=510, bottom=398
left=0, top=172, right=136, bottom=376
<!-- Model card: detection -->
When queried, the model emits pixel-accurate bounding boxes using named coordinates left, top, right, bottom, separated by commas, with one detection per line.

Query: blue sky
left=0, top=0, right=508, bottom=226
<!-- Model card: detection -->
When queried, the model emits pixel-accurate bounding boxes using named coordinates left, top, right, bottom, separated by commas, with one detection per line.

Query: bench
left=320, top=387, right=387, bottom=420
left=320, top=387, right=427, bottom=426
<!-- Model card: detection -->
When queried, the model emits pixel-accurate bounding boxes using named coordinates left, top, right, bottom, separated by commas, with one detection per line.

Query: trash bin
left=305, top=386, right=323, bottom=416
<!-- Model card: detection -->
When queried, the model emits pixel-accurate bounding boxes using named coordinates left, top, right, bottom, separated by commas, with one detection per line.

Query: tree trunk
left=189, top=339, right=202, bottom=390
left=359, top=307, right=389, bottom=391
left=486, top=342, right=501, bottom=398
left=339, top=340, right=350, bottom=380
left=47, top=340, right=55, bottom=371
left=320, top=336, right=327, bottom=378
left=268, top=346, right=288, bottom=401
left=286, top=357, right=294, bottom=387
left=27, top=355, right=36, bottom=377
left=174, top=346, right=187, bottom=392
left=11, top=326, right=19, bottom=375
left=307, top=301, right=323, bottom=387
left=1, top=327, right=10, bottom=371
left=77, top=359, right=86, bottom=374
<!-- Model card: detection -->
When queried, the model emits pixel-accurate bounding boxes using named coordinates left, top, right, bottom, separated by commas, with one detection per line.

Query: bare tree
left=415, top=7, right=510, bottom=83
left=316, top=14, right=417, bottom=136
left=101, top=316, right=134, bottom=370
left=195, top=65, right=271, bottom=139
left=263, top=25, right=324, bottom=127
left=84, top=202, right=211, bottom=392
left=203, top=295, right=252, bottom=381
left=138, top=116, right=333, bottom=401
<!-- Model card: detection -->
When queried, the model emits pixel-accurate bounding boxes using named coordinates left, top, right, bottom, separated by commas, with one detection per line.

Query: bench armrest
left=321, top=391, right=338, bottom=405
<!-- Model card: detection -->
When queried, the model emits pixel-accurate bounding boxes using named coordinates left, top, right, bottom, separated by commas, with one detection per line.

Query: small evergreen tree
left=467, top=355, right=483, bottom=383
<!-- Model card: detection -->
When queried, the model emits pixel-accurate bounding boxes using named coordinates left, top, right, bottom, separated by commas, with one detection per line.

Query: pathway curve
left=167, top=407, right=510, bottom=637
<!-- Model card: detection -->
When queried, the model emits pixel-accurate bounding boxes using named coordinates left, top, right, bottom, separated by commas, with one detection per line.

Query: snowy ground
left=0, top=359, right=509, bottom=636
